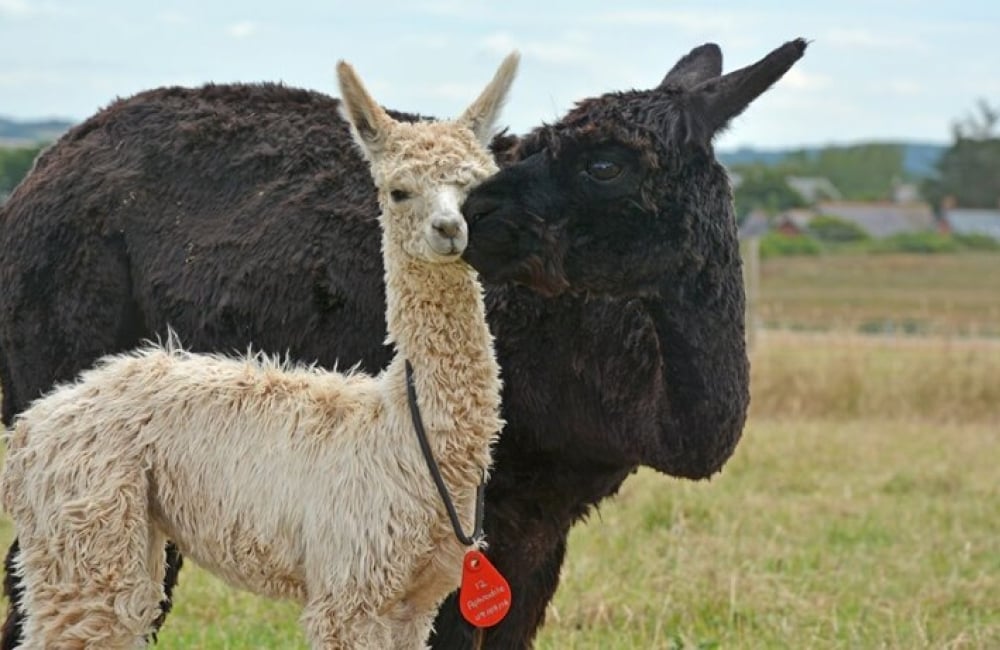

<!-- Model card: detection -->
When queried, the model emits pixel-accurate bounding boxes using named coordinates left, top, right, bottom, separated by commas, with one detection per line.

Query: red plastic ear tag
left=459, top=549, right=511, bottom=628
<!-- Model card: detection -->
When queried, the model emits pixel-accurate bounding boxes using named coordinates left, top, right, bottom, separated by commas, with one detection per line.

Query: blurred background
left=1, top=1, right=998, bottom=648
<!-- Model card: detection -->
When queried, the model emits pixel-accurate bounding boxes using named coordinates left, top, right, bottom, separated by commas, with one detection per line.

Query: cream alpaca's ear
left=337, top=60, right=394, bottom=159
left=458, top=51, right=520, bottom=146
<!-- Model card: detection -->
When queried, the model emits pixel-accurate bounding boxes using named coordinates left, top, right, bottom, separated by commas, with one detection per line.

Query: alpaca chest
left=148, top=473, right=310, bottom=602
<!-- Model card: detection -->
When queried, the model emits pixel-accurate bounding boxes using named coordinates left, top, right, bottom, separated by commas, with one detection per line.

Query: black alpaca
left=0, top=39, right=806, bottom=648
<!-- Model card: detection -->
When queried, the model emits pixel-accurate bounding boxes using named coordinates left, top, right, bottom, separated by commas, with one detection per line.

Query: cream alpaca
left=0, top=53, right=517, bottom=650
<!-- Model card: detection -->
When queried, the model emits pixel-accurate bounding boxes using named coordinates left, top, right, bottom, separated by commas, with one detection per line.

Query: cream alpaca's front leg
left=300, top=596, right=392, bottom=650
left=387, top=610, right=436, bottom=650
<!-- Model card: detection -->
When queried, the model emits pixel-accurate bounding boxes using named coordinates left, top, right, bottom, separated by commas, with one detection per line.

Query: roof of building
left=944, top=208, right=1000, bottom=239
left=814, top=201, right=935, bottom=238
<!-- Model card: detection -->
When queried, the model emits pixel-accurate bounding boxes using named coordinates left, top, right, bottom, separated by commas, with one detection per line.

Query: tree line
left=0, top=143, right=45, bottom=201
left=732, top=99, right=1000, bottom=218
left=3, top=101, right=999, bottom=210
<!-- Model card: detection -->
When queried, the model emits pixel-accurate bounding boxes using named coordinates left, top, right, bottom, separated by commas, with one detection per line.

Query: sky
left=1, top=0, right=999, bottom=150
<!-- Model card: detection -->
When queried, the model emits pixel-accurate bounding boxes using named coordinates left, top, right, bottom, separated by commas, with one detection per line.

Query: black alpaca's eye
left=390, top=189, right=411, bottom=202
left=585, top=160, right=622, bottom=181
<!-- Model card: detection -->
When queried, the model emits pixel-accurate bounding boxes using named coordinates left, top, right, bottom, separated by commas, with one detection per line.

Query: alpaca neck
left=384, top=252, right=492, bottom=368
left=382, top=241, right=500, bottom=459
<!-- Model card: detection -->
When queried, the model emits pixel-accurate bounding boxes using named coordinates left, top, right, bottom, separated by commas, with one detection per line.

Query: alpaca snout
left=433, top=217, right=463, bottom=240
left=428, top=216, right=468, bottom=256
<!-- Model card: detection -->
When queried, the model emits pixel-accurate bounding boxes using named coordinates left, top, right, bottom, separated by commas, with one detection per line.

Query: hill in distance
left=718, top=142, right=947, bottom=179
left=0, top=115, right=948, bottom=179
left=0, top=116, right=74, bottom=147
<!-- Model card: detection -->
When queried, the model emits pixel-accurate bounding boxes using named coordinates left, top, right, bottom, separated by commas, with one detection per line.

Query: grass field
left=754, top=253, right=1000, bottom=337
left=0, top=252, right=998, bottom=648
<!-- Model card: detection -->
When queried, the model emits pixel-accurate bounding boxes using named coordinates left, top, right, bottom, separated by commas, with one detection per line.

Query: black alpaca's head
left=463, top=39, right=807, bottom=296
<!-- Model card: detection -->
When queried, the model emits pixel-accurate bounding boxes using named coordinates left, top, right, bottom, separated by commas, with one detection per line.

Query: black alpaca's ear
left=690, top=38, right=807, bottom=142
left=489, top=129, right=521, bottom=167
left=659, top=43, right=723, bottom=90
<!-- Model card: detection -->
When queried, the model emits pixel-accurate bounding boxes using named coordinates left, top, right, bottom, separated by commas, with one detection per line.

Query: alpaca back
left=1, top=345, right=448, bottom=602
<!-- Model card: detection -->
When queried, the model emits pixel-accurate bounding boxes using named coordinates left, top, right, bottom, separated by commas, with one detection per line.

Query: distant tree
left=730, top=144, right=908, bottom=204
left=811, top=144, right=905, bottom=201
left=0, top=144, right=44, bottom=200
left=732, top=165, right=807, bottom=218
left=758, top=231, right=822, bottom=258
left=923, top=99, right=1000, bottom=210
left=953, top=99, right=998, bottom=139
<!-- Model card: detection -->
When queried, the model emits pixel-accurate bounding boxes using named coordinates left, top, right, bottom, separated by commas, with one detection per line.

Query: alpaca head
left=337, top=54, right=519, bottom=263
left=461, top=39, right=807, bottom=296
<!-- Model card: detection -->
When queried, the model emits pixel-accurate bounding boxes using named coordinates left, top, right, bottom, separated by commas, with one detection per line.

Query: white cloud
left=0, top=0, right=74, bottom=17
left=156, top=11, right=190, bottom=26
left=780, top=68, right=833, bottom=91
left=0, top=69, right=66, bottom=87
left=0, top=0, right=28, bottom=15
left=824, top=28, right=920, bottom=51
left=226, top=21, right=258, bottom=39
left=415, top=0, right=492, bottom=18
left=481, top=32, right=516, bottom=55
left=399, top=34, right=451, bottom=50
left=591, top=8, right=753, bottom=33
left=885, top=79, right=923, bottom=96
left=425, top=82, right=483, bottom=102
left=481, top=31, right=592, bottom=65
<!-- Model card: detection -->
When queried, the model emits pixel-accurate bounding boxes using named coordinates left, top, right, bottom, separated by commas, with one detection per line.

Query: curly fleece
left=0, top=55, right=517, bottom=650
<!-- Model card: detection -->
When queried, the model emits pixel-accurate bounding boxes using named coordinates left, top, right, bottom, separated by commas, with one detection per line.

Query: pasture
left=0, top=252, right=998, bottom=648
left=754, top=252, right=1000, bottom=338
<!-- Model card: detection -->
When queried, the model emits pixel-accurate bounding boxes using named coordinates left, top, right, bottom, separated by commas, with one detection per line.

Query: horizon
left=0, top=112, right=959, bottom=152
left=2, top=1, right=998, bottom=149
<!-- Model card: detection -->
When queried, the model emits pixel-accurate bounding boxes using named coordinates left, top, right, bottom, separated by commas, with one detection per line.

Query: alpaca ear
left=337, top=60, right=394, bottom=159
left=690, top=38, right=807, bottom=141
left=659, top=43, right=723, bottom=90
left=458, top=52, right=520, bottom=146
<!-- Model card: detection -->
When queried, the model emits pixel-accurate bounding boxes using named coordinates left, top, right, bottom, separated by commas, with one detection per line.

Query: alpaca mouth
left=428, top=237, right=465, bottom=259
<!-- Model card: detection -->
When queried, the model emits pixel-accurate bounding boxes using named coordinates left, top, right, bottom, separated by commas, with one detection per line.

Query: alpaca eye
left=390, top=189, right=411, bottom=202
left=585, top=160, right=622, bottom=181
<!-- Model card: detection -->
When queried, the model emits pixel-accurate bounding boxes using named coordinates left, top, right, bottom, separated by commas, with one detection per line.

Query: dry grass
left=750, top=330, right=1000, bottom=422
left=755, top=253, right=1000, bottom=337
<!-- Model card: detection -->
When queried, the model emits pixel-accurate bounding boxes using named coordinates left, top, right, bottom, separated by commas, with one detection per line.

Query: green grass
left=755, top=253, right=1000, bottom=337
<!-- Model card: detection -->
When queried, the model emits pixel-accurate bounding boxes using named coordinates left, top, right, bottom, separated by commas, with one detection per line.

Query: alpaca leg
left=300, top=597, right=392, bottom=650
left=150, top=542, right=183, bottom=637
left=144, top=530, right=172, bottom=643
left=1, top=539, right=26, bottom=650
left=387, top=609, right=436, bottom=650
left=17, top=465, right=163, bottom=649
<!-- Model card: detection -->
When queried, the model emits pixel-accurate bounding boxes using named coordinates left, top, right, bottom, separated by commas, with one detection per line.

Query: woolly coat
left=0, top=111, right=504, bottom=650
left=0, top=38, right=806, bottom=648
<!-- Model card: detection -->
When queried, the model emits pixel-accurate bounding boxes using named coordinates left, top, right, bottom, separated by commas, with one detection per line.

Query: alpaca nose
left=432, top=218, right=463, bottom=240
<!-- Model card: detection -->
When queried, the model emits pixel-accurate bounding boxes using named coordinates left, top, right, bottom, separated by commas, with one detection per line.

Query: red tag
left=459, top=549, right=511, bottom=628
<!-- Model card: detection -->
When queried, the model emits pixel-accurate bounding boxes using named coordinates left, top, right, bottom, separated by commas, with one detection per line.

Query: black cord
left=405, top=360, right=485, bottom=546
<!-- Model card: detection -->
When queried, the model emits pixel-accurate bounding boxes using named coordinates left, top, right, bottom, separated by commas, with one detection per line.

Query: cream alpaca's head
left=337, top=53, right=519, bottom=262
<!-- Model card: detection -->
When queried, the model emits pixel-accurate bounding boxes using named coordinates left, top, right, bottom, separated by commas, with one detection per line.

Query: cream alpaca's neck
left=380, top=234, right=502, bottom=481
left=382, top=241, right=495, bottom=383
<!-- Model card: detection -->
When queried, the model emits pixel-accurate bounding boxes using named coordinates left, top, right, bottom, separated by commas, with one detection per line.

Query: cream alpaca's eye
left=585, top=160, right=622, bottom=181
left=390, top=189, right=411, bottom=202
